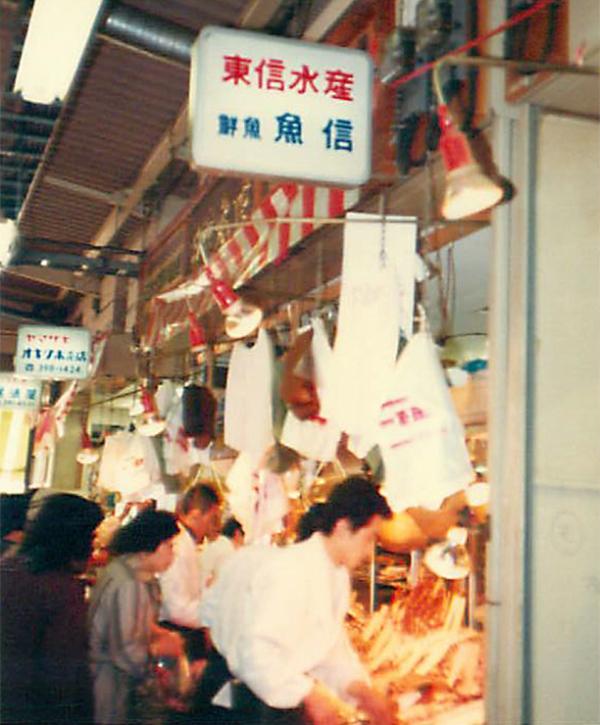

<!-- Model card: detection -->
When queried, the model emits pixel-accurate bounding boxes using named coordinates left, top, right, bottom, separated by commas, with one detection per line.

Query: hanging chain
left=315, top=238, right=324, bottom=311
left=378, top=192, right=388, bottom=268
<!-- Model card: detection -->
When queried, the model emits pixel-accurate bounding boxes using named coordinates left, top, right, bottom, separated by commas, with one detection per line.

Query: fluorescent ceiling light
left=0, top=219, right=17, bottom=267
left=14, top=0, right=103, bottom=104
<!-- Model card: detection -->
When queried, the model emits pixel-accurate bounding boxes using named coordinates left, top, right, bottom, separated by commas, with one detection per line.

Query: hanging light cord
left=388, top=0, right=559, bottom=90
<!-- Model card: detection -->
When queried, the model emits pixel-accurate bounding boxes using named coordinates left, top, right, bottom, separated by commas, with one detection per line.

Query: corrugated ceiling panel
left=112, top=216, right=144, bottom=249
left=1, top=271, right=63, bottom=299
left=19, top=185, right=111, bottom=244
left=40, top=41, right=189, bottom=194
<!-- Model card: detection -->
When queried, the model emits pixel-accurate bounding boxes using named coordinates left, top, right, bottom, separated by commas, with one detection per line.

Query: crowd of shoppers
left=0, top=476, right=396, bottom=724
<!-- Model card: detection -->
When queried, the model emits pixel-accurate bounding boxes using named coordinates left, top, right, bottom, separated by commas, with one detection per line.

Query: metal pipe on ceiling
left=2, top=113, right=58, bottom=126
left=102, top=4, right=196, bottom=65
left=25, top=237, right=145, bottom=256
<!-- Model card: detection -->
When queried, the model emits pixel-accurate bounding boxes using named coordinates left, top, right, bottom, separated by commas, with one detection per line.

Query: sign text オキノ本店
left=189, top=26, right=373, bottom=186
left=14, top=325, right=91, bottom=380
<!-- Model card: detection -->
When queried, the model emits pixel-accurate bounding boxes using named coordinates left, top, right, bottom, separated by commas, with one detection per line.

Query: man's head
left=221, top=517, right=245, bottom=548
left=178, top=483, right=221, bottom=542
left=319, top=476, right=392, bottom=571
left=296, top=502, right=328, bottom=543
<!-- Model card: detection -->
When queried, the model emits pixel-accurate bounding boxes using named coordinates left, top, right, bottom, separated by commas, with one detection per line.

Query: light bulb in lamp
left=129, top=396, right=145, bottom=417
left=438, top=105, right=503, bottom=220
left=466, top=481, right=490, bottom=524
left=76, top=430, right=99, bottom=465
left=424, top=525, right=471, bottom=580
left=465, top=482, right=490, bottom=508
left=205, top=267, right=262, bottom=339
left=136, top=389, right=166, bottom=437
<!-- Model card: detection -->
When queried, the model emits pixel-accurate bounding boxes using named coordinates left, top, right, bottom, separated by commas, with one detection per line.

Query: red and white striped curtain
left=145, top=183, right=359, bottom=347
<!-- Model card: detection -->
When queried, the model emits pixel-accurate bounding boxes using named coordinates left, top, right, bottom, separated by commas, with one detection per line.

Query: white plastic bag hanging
left=377, top=331, right=474, bottom=512
left=324, top=213, right=417, bottom=449
left=280, top=318, right=341, bottom=461
left=224, top=328, right=274, bottom=455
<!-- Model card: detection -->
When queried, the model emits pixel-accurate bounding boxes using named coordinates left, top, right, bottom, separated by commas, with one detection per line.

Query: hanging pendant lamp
left=205, top=267, right=263, bottom=339
left=136, top=388, right=167, bottom=437
left=438, top=104, right=503, bottom=220
left=76, top=427, right=99, bottom=465
left=424, top=525, right=471, bottom=580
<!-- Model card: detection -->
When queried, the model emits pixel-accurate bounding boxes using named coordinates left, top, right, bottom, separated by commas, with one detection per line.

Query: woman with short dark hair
left=0, top=492, right=103, bottom=724
left=88, top=508, right=184, bottom=724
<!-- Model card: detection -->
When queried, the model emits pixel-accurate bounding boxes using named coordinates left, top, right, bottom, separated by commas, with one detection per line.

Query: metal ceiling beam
left=0, top=305, right=55, bottom=324
left=0, top=179, right=32, bottom=187
left=24, top=236, right=145, bottom=256
left=10, top=249, right=139, bottom=277
left=0, top=149, right=44, bottom=158
left=0, top=287, right=58, bottom=305
left=1, top=112, right=58, bottom=126
left=240, top=0, right=286, bottom=29
left=1, top=170, right=36, bottom=178
left=0, top=297, right=36, bottom=311
left=1, top=131, right=51, bottom=145
left=42, top=175, right=142, bottom=214
left=5, top=266, right=101, bottom=297
left=303, top=0, right=360, bottom=41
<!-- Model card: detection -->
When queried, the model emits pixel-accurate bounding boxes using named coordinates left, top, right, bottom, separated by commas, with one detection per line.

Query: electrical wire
left=388, top=0, right=559, bottom=90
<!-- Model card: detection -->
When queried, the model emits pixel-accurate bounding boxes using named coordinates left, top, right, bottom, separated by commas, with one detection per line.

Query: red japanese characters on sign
left=222, top=55, right=355, bottom=100
left=15, top=325, right=91, bottom=380
left=379, top=396, right=440, bottom=449
left=26, top=333, right=71, bottom=345
left=190, top=26, right=372, bottom=185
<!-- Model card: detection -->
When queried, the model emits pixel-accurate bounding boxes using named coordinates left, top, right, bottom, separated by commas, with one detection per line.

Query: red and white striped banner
left=145, top=183, right=358, bottom=347
left=33, top=331, right=110, bottom=453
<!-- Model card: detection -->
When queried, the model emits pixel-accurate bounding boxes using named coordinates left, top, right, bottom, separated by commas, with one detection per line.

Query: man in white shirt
left=159, top=482, right=221, bottom=659
left=198, top=517, right=244, bottom=591
left=200, top=477, right=396, bottom=725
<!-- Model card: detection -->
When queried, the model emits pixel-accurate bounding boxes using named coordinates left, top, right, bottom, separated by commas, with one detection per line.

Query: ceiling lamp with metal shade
left=136, top=388, right=166, bottom=437
left=187, top=305, right=207, bottom=365
left=129, top=391, right=145, bottom=418
left=204, top=266, right=263, bottom=340
left=437, top=104, right=504, bottom=220
left=76, top=425, right=99, bottom=465
left=433, top=61, right=508, bottom=221
left=424, top=525, right=471, bottom=580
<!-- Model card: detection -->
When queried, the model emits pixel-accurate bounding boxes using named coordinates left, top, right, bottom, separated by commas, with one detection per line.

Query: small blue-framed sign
left=14, top=325, right=91, bottom=380
left=0, top=374, right=41, bottom=411
left=189, top=26, right=373, bottom=186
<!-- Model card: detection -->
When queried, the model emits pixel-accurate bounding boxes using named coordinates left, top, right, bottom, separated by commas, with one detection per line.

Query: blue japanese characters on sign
left=14, top=325, right=91, bottom=380
left=190, top=26, right=372, bottom=186
left=0, top=374, right=41, bottom=411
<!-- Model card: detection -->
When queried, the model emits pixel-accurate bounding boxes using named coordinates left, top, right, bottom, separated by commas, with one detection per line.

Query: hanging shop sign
left=0, top=374, right=41, bottom=411
left=14, top=325, right=91, bottom=380
left=189, top=26, right=373, bottom=186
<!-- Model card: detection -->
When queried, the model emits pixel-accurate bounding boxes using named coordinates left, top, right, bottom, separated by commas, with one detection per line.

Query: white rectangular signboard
left=15, top=325, right=91, bottom=380
left=0, top=374, right=41, bottom=411
left=189, top=26, right=373, bottom=186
